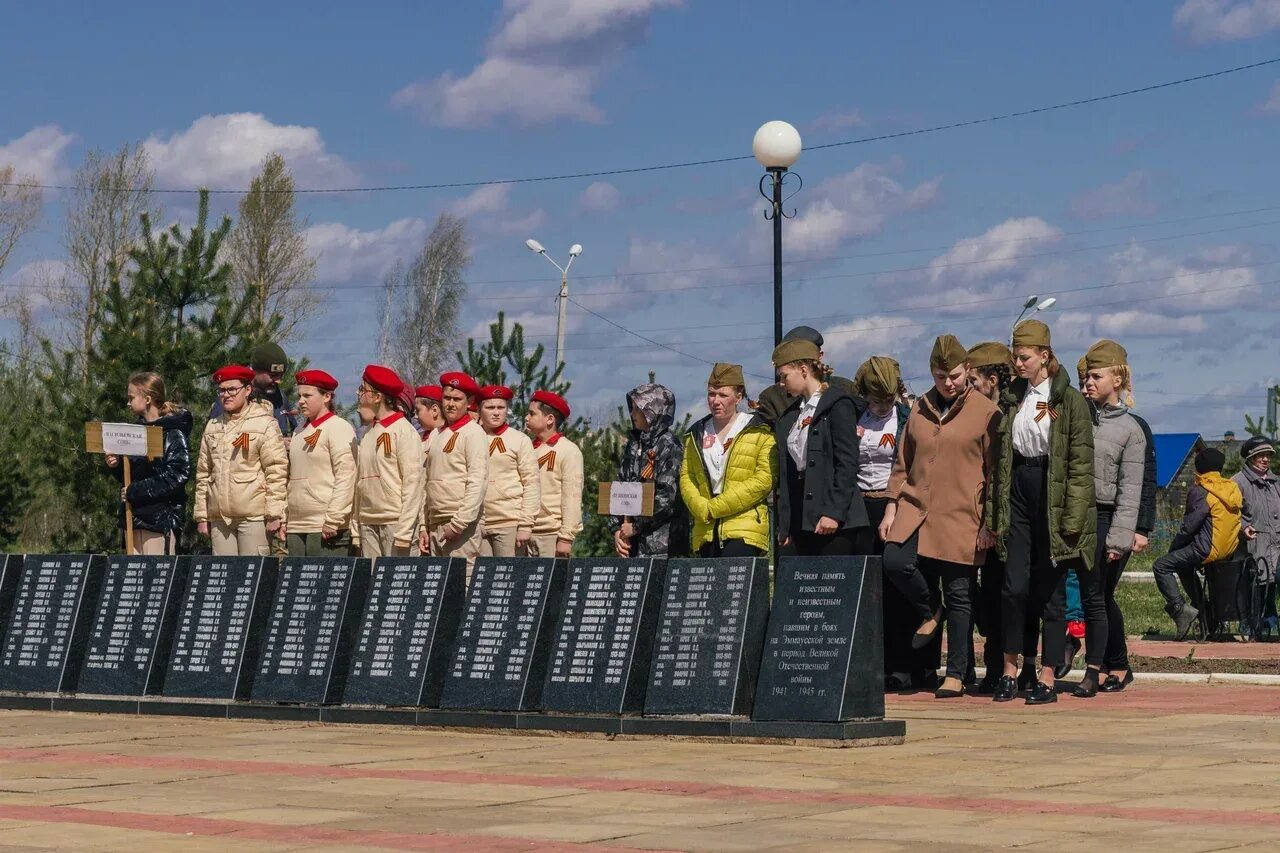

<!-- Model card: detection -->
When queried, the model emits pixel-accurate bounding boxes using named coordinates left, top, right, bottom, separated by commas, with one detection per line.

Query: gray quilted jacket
left=1092, top=403, right=1147, bottom=553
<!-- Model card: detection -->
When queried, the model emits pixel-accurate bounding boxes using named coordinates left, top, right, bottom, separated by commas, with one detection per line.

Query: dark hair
left=529, top=399, right=566, bottom=431
left=976, top=363, right=1013, bottom=394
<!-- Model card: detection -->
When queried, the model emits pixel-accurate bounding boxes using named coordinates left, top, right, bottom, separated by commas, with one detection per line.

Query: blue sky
left=3, top=1, right=1280, bottom=435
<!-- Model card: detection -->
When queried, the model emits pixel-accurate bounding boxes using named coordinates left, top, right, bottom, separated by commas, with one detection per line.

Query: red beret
left=396, top=385, right=416, bottom=415
left=531, top=390, right=570, bottom=420
left=362, top=364, right=405, bottom=399
left=439, top=371, right=480, bottom=397
left=294, top=370, right=338, bottom=392
left=415, top=384, right=442, bottom=403
left=212, top=365, right=254, bottom=385
left=479, top=384, right=514, bottom=402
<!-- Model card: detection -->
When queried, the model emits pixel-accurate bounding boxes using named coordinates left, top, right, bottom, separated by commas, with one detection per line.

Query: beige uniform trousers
left=527, top=533, right=568, bottom=559
left=131, top=530, right=173, bottom=556
left=211, top=519, right=270, bottom=557
left=429, top=520, right=482, bottom=579
left=359, top=523, right=412, bottom=558
left=480, top=526, right=527, bottom=558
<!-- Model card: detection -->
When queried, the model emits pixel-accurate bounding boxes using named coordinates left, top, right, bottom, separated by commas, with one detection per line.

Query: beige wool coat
left=885, top=386, right=1000, bottom=566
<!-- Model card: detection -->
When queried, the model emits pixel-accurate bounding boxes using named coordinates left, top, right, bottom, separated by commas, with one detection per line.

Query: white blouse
left=701, top=412, right=752, bottom=495
left=1012, top=378, right=1053, bottom=457
left=857, top=407, right=899, bottom=492
left=787, top=392, right=822, bottom=471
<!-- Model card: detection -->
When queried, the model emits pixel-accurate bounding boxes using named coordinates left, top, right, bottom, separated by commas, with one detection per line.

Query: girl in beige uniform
left=353, top=365, right=424, bottom=558
left=524, top=390, right=583, bottom=558
left=194, top=365, right=288, bottom=556
left=477, top=385, right=540, bottom=557
left=286, top=369, right=357, bottom=557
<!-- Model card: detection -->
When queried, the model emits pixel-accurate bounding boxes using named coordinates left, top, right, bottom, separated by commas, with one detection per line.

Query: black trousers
left=867, top=497, right=921, bottom=676
left=792, top=527, right=873, bottom=557
left=698, top=539, right=764, bottom=558
left=883, top=532, right=975, bottom=680
left=1154, top=545, right=1206, bottom=612
left=1002, top=458, right=1070, bottom=670
left=1094, top=507, right=1130, bottom=670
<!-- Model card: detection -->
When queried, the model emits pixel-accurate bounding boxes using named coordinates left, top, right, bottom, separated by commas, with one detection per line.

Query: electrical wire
left=4, top=56, right=1278, bottom=195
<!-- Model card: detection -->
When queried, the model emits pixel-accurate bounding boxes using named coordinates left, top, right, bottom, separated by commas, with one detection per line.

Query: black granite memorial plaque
left=752, top=556, right=884, bottom=722
left=644, top=557, right=770, bottom=716
left=0, top=554, right=23, bottom=652
left=163, top=556, right=278, bottom=700
left=0, top=555, right=107, bottom=693
left=250, top=557, right=371, bottom=705
left=342, top=557, right=465, bottom=707
left=540, top=558, right=665, bottom=715
left=76, top=556, right=190, bottom=696
left=439, top=557, right=566, bottom=712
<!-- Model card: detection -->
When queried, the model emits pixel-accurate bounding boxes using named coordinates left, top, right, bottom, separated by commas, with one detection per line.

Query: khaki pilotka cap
left=967, top=341, right=1013, bottom=369
left=853, top=356, right=901, bottom=399
left=708, top=362, right=746, bottom=389
left=1011, top=318, right=1051, bottom=348
left=1084, top=339, right=1128, bottom=369
left=930, top=334, right=968, bottom=371
left=771, top=339, right=820, bottom=367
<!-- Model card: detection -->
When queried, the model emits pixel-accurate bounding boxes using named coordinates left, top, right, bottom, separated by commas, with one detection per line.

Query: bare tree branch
left=0, top=164, right=42, bottom=283
left=226, top=153, right=319, bottom=342
left=384, top=213, right=470, bottom=382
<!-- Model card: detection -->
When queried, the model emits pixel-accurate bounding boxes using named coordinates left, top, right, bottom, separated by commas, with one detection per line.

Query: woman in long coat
left=880, top=336, right=1001, bottom=698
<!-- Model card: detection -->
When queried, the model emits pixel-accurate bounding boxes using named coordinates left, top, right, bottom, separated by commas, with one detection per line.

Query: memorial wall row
left=0, top=551, right=883, bottom=723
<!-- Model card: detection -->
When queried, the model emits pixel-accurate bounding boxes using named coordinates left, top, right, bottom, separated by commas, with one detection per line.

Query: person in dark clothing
left=106, top=372, right=193, bottom=554
left=1153, top=448, right=1243, bottom=639
left=782, top=326, right=858, bottom=398
left=609, top=382, right=688, bottom=557
left=772, top=338, right=871, bottom=556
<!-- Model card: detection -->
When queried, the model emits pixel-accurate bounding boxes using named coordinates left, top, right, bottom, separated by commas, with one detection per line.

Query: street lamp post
left=1012, top=294, right=1058, bottom=331
left=754, top=121, right=803, bottom=346
left=524, top=239, right=582, bottom=372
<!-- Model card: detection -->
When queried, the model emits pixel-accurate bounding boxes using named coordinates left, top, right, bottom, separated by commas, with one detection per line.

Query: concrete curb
left=1121, top=572, right=1153, bottom=582
left=963, top=668, right=1280, bottom=687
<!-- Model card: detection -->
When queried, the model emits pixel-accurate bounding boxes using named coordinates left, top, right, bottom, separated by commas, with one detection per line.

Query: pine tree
left=456, top=311, right=567, bottom=423
left=27, top=190, right=278, bottom=552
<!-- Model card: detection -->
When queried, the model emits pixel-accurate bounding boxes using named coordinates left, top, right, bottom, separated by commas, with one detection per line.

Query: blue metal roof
left=1153, top=433, right=1201, bottom=488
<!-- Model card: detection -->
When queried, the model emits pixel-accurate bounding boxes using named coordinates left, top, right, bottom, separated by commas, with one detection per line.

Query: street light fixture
left=524, top=238, right=581, bottom=371
left=1012, top=294, right=1058, bottom=333
left=754, top=120, right=803, bottom=346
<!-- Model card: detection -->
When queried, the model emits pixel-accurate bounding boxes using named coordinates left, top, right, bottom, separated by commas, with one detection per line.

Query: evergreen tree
left=27, top=190, right=277, bottom=552
left=456, top=311, right=567, bottom=423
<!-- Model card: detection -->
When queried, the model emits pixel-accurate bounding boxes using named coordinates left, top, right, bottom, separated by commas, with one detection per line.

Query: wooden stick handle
left=123, top=456, right=135, bottom=555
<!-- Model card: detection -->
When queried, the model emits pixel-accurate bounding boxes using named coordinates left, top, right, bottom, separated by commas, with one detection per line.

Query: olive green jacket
left=986, top=370, right=1097, bottom=570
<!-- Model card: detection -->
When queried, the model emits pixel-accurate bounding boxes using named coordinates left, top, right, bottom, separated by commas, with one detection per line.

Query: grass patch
left=1115, top=579, right=1173, bottom=638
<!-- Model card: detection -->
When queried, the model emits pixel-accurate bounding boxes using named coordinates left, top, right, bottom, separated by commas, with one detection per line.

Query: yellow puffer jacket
left=679, top=414, right=777, bottom=553
left=1197, top=471, right=1243, bottom=563
left=195, top=400, right=289, bottom=523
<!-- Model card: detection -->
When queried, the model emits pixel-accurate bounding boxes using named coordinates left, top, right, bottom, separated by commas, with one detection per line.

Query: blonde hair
left=128, top=372, right=178, bottom=416
left=1108, top=364, right=1135, bottom=407
left=797, top=359, right=835, bottom=382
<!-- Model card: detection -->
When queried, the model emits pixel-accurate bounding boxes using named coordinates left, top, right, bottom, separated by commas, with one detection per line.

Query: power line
left=4, top=57, right=1279, bottom=196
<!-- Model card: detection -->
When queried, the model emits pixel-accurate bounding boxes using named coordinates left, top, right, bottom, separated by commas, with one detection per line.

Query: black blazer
left=775, top=386, right=869, bottom=535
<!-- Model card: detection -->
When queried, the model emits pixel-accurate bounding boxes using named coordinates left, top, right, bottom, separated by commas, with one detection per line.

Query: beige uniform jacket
left=194, top=400, right=288, bottom=523
left=424, top=415, right=488, bottom=529
left=354, top=412, right=425, bottom=548
left=482, top=425, right=540, bottom=533
left=532, top=433, right=584, bottom=542
left=287, top=411, right=357, bottom=533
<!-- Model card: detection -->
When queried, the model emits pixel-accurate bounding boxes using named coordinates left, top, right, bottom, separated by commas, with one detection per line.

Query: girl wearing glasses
left=194, top=365, right=289, bottom=556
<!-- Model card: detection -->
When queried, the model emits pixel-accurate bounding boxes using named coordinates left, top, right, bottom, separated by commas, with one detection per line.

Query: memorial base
left=0, top=692, right=904, bottom=746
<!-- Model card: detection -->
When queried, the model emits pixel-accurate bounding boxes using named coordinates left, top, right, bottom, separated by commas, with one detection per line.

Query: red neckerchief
left=378, top=412, right=404, bottom=428
left=447, top=414, right=472, bottom=432
left=486, top=423, right=509, bottom=436
left=533, top=432, right=562, bottom=449
left=308, top=410, right=334, bottom=428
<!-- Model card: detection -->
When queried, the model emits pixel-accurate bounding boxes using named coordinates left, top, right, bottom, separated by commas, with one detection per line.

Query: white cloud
left=819, top=315, right=929, bottom=370
left=303, top=218, right=428, bottom=284
left=392, top=0, right=681, bottom=127
left=926, top=217, right=1062, bottom=285
left=1106, top=241, right=1260, bottom=313
left=1257, top=81, right=1280, bottom=114
left=449, top=184, right=513, bottom=218
left=578, top=180, right=621, bottom=213
left=143, top=113, right=358, bottom=188
left=804, top=109, right=865, bottom=135
left=1068, top=172, right=1158, bottom=221
left=0, top=125, right=75, bottom=182
left=783, top=159, right=939, bottom=257
left=1174, top=0, right=1280, bottom=42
